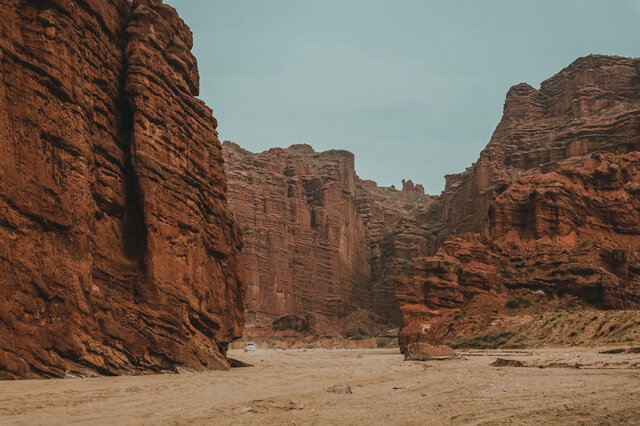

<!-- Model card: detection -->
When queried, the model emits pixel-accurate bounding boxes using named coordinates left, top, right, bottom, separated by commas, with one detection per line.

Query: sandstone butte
left=0, top=0, right=245, bottom=379
left=224, top=55, right=640, bottom=352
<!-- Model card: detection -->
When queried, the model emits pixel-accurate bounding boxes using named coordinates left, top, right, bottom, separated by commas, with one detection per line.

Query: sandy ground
left=1, top=347, right=639, bottom=425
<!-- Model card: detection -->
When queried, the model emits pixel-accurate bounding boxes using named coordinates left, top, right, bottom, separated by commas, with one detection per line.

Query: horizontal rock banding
left=397, top=55, right=640, bottom=352
left=0, top=0, right=244, bottom=379
left=223, top=142, right=435, bottom=336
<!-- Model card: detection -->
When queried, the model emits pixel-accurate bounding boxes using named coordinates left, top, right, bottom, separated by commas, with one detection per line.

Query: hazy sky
left=165, top=0, right=640, bottom=193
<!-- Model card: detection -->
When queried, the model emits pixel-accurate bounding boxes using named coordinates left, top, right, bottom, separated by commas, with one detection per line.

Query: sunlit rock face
left=0, top=0, right=245, bottom=379
left=397, top=55, right=640, bottom=352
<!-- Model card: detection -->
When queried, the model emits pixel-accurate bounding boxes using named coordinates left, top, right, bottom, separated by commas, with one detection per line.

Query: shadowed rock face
left=397, top=55, right=640, bottom=352
left=0, top=0, right=245, bottom=379
left=223, top=142, right=436, bottom=336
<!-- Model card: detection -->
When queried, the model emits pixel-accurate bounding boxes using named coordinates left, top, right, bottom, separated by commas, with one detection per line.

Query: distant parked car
left=244, top=342, right=257, bottom=351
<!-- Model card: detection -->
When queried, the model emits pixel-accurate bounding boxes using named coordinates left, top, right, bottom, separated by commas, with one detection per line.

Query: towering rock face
left=0, top=0, right=245, bottom=379
left=355, top=181, right=439, bottom=325
left=440, top=55, right=640, bottom=237
left=397, top=55, right=640, bottom=351
left=223, top=142, right=433, bottom=335
left=223, top=143, right=369, bottom=334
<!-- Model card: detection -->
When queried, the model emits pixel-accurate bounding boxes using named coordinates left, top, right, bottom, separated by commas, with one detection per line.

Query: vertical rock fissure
left=0, top=0, right=246, bottom=379
left=120, top=7, right=148, bottom=275
left=119, top=94, right=148, bottom=273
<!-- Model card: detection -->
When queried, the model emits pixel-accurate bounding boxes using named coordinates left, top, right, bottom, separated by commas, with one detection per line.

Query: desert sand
left=1, top=347, right=639, bottom=425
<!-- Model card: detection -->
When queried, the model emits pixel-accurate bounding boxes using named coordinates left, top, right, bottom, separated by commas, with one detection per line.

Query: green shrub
left=448, top=331, right=517, bottom=349
left=505, top=297, right=532, bottom=309
left=376, top=337, right=391, bottom=348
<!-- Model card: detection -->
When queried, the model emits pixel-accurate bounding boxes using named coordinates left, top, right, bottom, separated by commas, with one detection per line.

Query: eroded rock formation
left=439, top=55, right=640, bottom=237
left=0, top=0, right=244, bottom=379
left=355, top=180, right=439, bottom=325
left=223, top=142, right=434, bottom=336
left=397, top=55, right=640, bottom=351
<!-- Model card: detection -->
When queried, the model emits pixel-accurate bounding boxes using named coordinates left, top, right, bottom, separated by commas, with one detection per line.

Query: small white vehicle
left=244, top=342, right=257, bottom=352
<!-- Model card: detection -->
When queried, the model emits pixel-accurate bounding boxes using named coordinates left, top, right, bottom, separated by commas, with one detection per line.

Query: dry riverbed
left=1, top=347, right=639, bottom=425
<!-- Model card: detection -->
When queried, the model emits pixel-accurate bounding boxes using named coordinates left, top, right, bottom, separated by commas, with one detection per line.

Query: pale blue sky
left=165, top=0, right=640, bottom=193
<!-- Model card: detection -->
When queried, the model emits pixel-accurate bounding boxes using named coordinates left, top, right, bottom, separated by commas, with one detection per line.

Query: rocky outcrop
left=403, top=342, right=456, bottom=361
left=355, top=180, right=439, bottom=325
left=439, top=55, right=640, bottom=237
left=491, top=152, right=640, bottom=308
left=223, top=142, right=433, bottom=335
left=0, top=0, right=244, bottom=379
left=401, top=179, right=425, bottom=195
left=398, top=55, right=640, bottom=351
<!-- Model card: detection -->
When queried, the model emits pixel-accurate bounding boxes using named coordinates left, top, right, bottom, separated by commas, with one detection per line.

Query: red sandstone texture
left=439, top=55, right=640, bottom=236
left=397, top=55, right=640, bottom=351
left=223, top=142, right=434, bottom=336
left=355, top=179, right=439, bottom=325
left=0, top=0, right=244, bottom=379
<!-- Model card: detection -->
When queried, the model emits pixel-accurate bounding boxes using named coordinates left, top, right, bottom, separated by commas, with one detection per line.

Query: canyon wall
left=221, top=54, right=639, bottom=348
left=397, top=55, right=640, bottom=351
left=355, top=180, right=439, bottom=325
left=0, top=0, right=245, bottom=379
left=439, top=55, right=640, bottom=237
left=223, top=142, right=434, bottom=336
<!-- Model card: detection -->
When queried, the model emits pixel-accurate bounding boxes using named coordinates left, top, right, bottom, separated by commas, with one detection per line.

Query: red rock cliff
left=440, top=55, right=640, bottom=236
left=223, top=142, right=433, bottom=336
left=355, top=180, right=438, bottom=325
left=0, top=0, right=245, bottom=379
left=398, top=55, right=640, bottom=351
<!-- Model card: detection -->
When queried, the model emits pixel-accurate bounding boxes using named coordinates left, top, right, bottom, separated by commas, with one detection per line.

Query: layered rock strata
left=223, top=142, right=434, bottom=335
left=398, top=55, right=640, bottom=351
left=355, top=180, right=439, bottom=325
left=440, top=55, right=640, bottom=237
left=0, top=0, right=244, bottom=379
